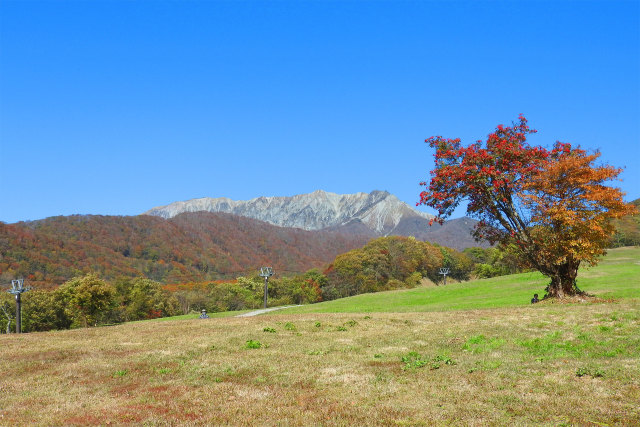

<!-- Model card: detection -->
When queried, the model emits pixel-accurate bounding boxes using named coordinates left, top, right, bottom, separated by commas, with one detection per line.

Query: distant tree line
left=609, top=199, right=640, bottom=247
left=1, top=236, right=529, bottom=333
left=0, top=275, right=180, bottom=332
left=169, top=236, right=523, bottom=315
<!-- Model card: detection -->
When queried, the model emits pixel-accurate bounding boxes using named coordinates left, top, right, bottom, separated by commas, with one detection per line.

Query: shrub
left=245, top=340, right=262, bottom=349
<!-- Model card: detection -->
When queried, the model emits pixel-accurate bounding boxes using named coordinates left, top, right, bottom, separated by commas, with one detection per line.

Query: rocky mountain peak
left=144, top=190, right=433, bottom=234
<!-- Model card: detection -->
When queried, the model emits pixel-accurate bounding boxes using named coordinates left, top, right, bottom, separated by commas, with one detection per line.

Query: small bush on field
left=401, top=352, right=455, bottom=370
left=112, top=369, right=128, bottom=378
left=400, top=351, right=457, bottom=371
left=433, top=354, right=456, bottom=366
left=336, top=326, right=348, bottom=331
left=576, top=366, right=605, bottom=378
left=245, top=340, right=262, bottom=349
left=402, top=352, right=429, bottom=370
left=284, top=322, right=296, bottom=331
left=344, top=320, right=358, bottom=327
left=263, top=327, right=276, bottom=333
left=314, top=321, right=321, bottom=328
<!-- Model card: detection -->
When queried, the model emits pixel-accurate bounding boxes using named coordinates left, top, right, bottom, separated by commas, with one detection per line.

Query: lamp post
left=259, top=267, right=274, bottom=309
left=7, top=279, right=31, bottom=333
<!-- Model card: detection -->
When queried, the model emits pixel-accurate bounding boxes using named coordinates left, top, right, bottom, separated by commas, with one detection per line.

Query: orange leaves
left=522, top=141, right=636, bottom=267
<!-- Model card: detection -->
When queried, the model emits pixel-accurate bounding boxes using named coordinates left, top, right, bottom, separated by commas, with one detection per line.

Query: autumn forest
left=0, top=195, right=637, bottom=333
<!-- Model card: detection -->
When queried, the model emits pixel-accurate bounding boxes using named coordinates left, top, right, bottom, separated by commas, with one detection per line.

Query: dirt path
left=235, top=305, right=302, bottom=317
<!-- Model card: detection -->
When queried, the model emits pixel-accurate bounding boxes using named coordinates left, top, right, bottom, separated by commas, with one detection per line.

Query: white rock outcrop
left=144, top=190, right=433, bottom=235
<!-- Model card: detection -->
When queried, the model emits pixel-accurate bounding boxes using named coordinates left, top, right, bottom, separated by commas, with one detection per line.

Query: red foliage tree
left=419, top=115, right=637, bottom=298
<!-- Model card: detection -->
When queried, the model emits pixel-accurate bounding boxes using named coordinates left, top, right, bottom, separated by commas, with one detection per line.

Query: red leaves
left=419, top=115, right=544, bottom=220
left=428, top=217, right=444, bottom=226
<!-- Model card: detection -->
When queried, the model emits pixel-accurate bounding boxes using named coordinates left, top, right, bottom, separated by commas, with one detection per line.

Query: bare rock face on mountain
left=145, top=190, right=434, bottom=235
left=144, top=190, right=486, bottom=250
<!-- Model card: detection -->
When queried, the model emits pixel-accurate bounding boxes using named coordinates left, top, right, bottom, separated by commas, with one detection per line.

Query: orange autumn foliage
left=162, top=280, right=237, bottom=293
left=524, top=147, right=636, bottom=267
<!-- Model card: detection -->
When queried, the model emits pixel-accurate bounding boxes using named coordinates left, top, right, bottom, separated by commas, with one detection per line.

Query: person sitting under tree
left=531, top=294, right=539, bottom=304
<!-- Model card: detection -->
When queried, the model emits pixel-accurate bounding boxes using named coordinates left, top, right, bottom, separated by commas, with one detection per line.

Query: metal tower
left=7, top=279, right=31, bottom=333
left=259, top=267, right=274, bottom=309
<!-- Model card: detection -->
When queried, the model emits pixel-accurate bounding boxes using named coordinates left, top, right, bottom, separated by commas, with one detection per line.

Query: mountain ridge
left=144, top=190, right=434, bottom=235
left=0, top=191, right=488, bottom=288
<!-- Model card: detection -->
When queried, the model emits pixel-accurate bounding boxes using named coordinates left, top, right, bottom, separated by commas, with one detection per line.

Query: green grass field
left=279, top=246, right=640, bottom=314
left=1, top=247, right=638, bottom=425
left=132, top=309, right=252, bottom=323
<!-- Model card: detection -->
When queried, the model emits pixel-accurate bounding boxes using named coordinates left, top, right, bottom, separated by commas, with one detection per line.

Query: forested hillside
left=611, top=198, right=640, bottom=246
left=2, top=195, right=635, bottom=291
left=2, top=235, right=480, bottom=332
left=0, top=212, right=370, bottom=288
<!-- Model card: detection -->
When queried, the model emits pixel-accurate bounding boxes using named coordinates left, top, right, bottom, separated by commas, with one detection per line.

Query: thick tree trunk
left=545, top=261, right=581, bottom=298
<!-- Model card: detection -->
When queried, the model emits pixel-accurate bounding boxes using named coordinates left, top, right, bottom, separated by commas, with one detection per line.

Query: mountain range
left=144, top=190, right=435, bottom=235
left=2, top=190, right=633, bottom=289
left=144, top=190, right=484, bottom=250
left=0, top=190, right=485, bottom=288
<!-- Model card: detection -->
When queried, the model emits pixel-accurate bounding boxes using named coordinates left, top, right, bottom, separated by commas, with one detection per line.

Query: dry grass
left=1, top=300, right=639, bottom=426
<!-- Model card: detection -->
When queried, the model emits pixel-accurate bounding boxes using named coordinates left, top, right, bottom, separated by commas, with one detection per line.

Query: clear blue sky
left=1, top=0, right=638, bottom=224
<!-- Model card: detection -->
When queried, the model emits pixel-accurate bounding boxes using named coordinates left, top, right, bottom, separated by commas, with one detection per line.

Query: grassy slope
left=0, top=247, right=638, bottom=425
left=132, top=309, right=251, bottom=323
left=280, top=246, right=640, bottom=314
left=2, top=304, right=638, bottom=425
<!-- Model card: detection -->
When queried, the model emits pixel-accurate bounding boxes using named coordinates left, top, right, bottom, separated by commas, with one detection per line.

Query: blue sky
left=1, top=0, right=638, bottom=223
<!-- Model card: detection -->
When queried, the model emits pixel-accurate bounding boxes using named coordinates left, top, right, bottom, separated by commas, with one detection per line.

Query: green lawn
left=281, top=246, right=640, bottom=314
left=135, top=309, right=251, bottom=323
left=149, top=247, right=639, bottom=320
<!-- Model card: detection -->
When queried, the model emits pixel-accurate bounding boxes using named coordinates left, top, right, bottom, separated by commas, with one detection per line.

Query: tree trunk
left=546, top=261, right=581, bottom=298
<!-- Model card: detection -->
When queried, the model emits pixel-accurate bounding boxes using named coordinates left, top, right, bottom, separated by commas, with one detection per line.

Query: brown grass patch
left=1, top=301, right=639, bottom=425
left=540, top=294, right=618, bottom=304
